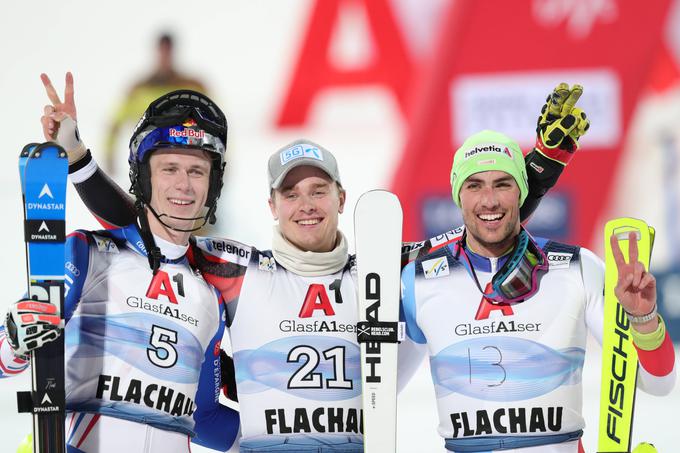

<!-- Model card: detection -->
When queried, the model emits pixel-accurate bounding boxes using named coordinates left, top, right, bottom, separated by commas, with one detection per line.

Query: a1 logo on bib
left=299, top=284, right=336, bottom=318
left=146, top=270, right=185, bottom=304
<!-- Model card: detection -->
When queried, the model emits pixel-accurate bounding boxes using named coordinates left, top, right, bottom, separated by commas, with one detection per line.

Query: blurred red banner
left=391, top=0, right=672, bottom=246
left=276, top=0, right=414, bottom=126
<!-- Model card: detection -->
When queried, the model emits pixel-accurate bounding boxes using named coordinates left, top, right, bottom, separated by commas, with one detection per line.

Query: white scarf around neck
left=272, top=225, right=348, bottom=276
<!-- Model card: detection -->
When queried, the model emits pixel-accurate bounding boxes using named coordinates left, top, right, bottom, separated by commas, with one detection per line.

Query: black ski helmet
left=128, top=90, right=227, bottom=224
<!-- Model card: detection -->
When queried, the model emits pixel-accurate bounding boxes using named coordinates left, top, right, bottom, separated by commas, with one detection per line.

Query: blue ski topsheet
left=19, top=142, right=69, bottom=452
left=18, top=143, right=39, bottom=192
left=22, top=143, right=68, bottom=280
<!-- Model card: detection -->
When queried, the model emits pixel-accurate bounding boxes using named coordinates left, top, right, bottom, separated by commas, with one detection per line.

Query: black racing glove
left=220, top=349, right=238, bottom=402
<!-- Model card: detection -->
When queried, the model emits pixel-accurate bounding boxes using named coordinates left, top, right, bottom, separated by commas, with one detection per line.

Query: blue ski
left=18, top=142, right=68, bottom=453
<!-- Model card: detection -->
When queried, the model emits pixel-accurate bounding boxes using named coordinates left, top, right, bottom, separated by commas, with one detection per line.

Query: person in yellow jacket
left=103, top=33, right=207, bottom=175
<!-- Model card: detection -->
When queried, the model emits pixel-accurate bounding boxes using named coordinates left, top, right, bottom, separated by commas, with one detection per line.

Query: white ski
left=354, top=190, right=404, bottom=453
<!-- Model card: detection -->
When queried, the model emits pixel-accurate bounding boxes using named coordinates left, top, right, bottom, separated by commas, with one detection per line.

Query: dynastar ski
left=354, top=190, right=404, bottom=453
left=18, top=142, right=68, bottom=453
left=598, top=218, right=656, bottom=453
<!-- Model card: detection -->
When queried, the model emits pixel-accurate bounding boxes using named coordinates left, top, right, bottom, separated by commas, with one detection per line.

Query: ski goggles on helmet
left=132, top=123, right=226, bottom=164
left=129, top=90, right=228, bottom=163
left=456, top=228, right=548, bottom=305
left=141, top=105, right=227, bottom=142
left=144, top=89, right=225, bottom=132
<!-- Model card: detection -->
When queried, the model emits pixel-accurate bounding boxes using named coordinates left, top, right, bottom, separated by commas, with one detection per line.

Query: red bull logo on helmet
left=169, top=124, right=206, bottom=139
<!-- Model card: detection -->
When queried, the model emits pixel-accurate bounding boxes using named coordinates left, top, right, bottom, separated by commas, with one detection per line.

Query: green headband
left=450, top=130, right=528, bottom=207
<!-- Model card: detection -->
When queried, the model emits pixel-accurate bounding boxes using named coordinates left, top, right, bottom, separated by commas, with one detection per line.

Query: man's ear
left=268, top=196, right=278, bottom=220
left=338, top=187, right=346, bottom=214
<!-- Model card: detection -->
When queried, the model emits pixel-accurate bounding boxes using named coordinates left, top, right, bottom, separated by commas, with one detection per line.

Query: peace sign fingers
left=560, top=84, right=583, bottom=116
left=64, top=72, right=75, bottom=109
left=627, top=230, right=639, bottom=264
left=610, top=230, right=656, bottom=316
left=609, top=232, right=628, bottom=270
left=547, top=82, right=570, bottom=117
left=40, top=72, right=77, bottom=121
left=40, top=73, right=62, bottom=106
left=610, top=231, right=638, bottom=292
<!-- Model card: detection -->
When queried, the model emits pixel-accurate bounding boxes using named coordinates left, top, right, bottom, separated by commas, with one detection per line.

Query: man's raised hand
left=535, top=82, right=590, bottom=165
left=40, top=72, right=86, bottom=163
left=610, top=231, right=658, bottom=323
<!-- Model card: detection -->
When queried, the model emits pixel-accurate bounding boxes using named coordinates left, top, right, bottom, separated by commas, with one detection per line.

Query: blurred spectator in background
left=103, top=33, right=207, bottom=175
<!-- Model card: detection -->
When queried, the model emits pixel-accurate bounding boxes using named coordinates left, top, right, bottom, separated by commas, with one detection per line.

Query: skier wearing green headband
left=450, top=129, right=530, bottom=258
left=400, top=86, right=676, bottom=452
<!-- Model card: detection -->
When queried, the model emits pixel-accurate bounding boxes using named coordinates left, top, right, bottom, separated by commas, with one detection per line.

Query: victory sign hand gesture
left=610, top=232, right=658, bottom=331
left=39, top=72, right=86, bottom=163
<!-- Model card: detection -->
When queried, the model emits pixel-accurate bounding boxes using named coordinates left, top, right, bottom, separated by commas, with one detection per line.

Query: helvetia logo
left=464, top=144, right=502, bottom=159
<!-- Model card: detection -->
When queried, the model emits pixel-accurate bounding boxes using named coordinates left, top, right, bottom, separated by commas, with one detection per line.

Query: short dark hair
left=158, top=33, right=174, bottom=48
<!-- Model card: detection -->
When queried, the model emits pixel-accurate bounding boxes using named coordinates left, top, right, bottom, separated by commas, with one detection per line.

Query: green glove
left=535, top=82, right=590, bottom=165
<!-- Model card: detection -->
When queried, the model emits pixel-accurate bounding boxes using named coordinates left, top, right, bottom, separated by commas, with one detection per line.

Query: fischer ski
left=18, top=142, right=68, bottom=453
left=598, top=218, right=656, bottom=453
left=354, top=190, right=404, bottom=452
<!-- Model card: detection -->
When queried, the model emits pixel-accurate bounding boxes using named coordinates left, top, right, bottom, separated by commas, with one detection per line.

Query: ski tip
left=355, top=190, right=401, bottom=207
left=20, top=143, right=41, bottom=158
left=612, top=226, right=641, bottom=242
left=357, top=189, right=398, bottom=200
left=354, top=190, right=403, bottom=219
left=632, top=442, right=658, bottom=453
left=30, top=142, right=68, bottom=160
left=604, top=217, right=653, bottom=258
left=604, top=217, right=648, bottom=234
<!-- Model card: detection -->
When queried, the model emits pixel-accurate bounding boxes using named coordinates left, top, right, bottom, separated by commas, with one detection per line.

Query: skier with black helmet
left=1, top=73, right=239, bottom=452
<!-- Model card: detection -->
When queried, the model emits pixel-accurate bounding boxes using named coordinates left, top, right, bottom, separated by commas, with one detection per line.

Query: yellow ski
left=598, top=218, right=656, bottom=453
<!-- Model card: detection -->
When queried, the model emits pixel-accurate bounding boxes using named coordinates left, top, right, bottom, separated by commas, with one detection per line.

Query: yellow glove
left=16, top=433, right=32, bottom=453
left=535, top=82, right=590, bottom=165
